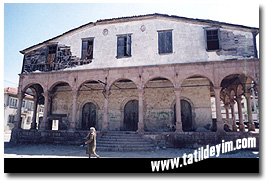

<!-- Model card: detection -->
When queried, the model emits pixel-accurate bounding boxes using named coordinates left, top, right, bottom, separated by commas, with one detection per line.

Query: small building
left=11, top=13, right=259, bottom=147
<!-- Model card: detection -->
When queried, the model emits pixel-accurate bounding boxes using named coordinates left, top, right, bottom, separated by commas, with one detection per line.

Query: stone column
left=236, top=96, right=245, bottom=131
left=230, top=100, right=237, bottom=131
left=137, top=88, right=144, bottom=132
left=31, top=97, right=38, bottom=129
left=246, top=92, right=255, bottom=131
left=174, top=88, right=183, bottom=132
left=70, top=90, right=78, bottom=130
left=102, top=90, right=109, bottom=131
left=15, top=92, right=25, bottom=129
left=214, top=87, right=224, bottom=132
left=41, top=91, right=49, bottom=130
left=224, top=104, right=229, bottom=119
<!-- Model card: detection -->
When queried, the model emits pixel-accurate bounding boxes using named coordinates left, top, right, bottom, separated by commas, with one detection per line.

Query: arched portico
left=16, top=83, right=44, bottom=130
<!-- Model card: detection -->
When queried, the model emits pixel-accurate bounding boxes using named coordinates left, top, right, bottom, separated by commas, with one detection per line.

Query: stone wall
left=49, top=77, right=212, bottom=132
left=143, top=132, right=259, bottom=150
left=10, top=128, right=259, bottom=151
left=10, top=128, right=98, bottom=145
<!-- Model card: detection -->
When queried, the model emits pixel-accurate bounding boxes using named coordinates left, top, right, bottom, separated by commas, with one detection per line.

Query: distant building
left=4, top=87, right=44, bottom=131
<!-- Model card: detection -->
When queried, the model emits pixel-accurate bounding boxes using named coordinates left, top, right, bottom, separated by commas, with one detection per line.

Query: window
left=117, top=34, right=131, bottom=58
left=48, top=45, right=57, bottom=54
left=205, top=29, right=221, bottom=51
left=47, top=45, right=57, bottom=69
left=158, top=30, right=173, bottom=54
left=27, top=116, right=32, bottom=124
left=81, top=39, right=94, bottom=59
left=28, top=101, right=34, bottom=110
left=39, top=107, right=44, bottom=113
left=8, top=115, right=15, bottom=123
left=9, top=98, right=18, bottom=108
left=22, top=100, right=25, bottom=108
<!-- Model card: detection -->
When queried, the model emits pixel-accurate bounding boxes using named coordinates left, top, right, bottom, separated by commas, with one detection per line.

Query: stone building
left=11, top=13, right=259, bottom=147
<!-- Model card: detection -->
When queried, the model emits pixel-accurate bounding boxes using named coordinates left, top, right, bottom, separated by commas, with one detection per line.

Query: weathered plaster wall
left=53, top=18, right=256, bottom=71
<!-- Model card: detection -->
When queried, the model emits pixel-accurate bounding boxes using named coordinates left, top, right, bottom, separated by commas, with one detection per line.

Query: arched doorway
left=174, top=99, right=193, bottom=132
left=123, top=100, right=138, bottom=131
left=82, top=102, right=97, bottom=130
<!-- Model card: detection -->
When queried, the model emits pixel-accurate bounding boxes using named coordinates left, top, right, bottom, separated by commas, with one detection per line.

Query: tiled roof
left=4, top=87, right=33, bottom=99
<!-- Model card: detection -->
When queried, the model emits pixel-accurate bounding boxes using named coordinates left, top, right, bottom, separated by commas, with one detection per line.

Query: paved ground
left=4, top=131, right=259, bottom=158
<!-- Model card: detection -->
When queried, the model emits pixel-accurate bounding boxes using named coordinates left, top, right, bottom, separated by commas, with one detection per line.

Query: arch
left=143, top=76, right=175, bottom=89
left=108, top=78, right=138, bottom=91
left=48, top=81, right=72, bottom=91
left=179, top=74, right=215, bottom=88
left=79, top=99, right=100, bottom=111
left=22, top=83, right=44, bottom=94
left=18, top=83, right=44, bottom=130
left=219, top=72, right=257, bottom=89
left=78, top=79, right=102, bottom=91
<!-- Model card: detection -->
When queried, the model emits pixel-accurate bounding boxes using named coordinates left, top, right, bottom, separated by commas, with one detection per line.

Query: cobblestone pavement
left=4, top=131, right=259, bottom=158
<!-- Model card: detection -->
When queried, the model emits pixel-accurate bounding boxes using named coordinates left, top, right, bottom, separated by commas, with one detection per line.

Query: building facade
left=11, top=14, right=259, bottom=145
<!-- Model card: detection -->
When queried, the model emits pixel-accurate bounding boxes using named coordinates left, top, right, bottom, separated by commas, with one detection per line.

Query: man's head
left=90, top=127, right=96, bottom=133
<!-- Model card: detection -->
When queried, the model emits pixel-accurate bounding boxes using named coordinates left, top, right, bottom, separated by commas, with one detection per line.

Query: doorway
left=174, top=99, right=193, bottom=131
left=82, top=102, right=97, bottom=130
left=123, top=100, right=138, bottom=131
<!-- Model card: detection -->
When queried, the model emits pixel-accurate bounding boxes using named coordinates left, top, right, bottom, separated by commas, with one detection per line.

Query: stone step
left=98, top=143, right=154, bottom=148
left=101, top=133, right=140, bottom=137
left=97, top=137, right=144, bottom=141
left=104, top=131, right=137, bottom=134
left=97, top=141, right=152, bottom=146
left=95, top=131, right=155, bottom=151
left=97, top=139, right=148, bottom=144
left=96, top=146, right=155, bottom=151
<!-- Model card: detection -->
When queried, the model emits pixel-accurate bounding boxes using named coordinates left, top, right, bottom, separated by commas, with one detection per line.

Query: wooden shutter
left=117, top=36, right=125, bottom=58
left=158, top=31, right=172, bottom=53
left=165, top=31, right=173, bottom=53
left=126, top=35, right=131, bottom=56
left=158, top=32, right=165, bottom=53
left=81, top=40, right=88, bottom=59
left=86, top=40, right=93, bottom=59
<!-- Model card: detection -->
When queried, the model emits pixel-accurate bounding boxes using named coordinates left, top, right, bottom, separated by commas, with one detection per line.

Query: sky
left=3, top=1, right=260, bottom=88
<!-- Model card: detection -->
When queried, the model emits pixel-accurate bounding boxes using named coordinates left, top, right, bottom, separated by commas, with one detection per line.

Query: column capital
left=137, top=88, right=144, bottom=93
left=174, top=87, right=182, bottom=92
left=72, top=90, right=79, bottom=97
left=214, top=86, right=222, bottom=91
left=43, top=91, right=51, bottom=98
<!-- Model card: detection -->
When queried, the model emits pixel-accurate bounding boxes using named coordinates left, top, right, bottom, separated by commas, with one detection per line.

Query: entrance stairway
left=96, top=131, right=155, bottom=151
